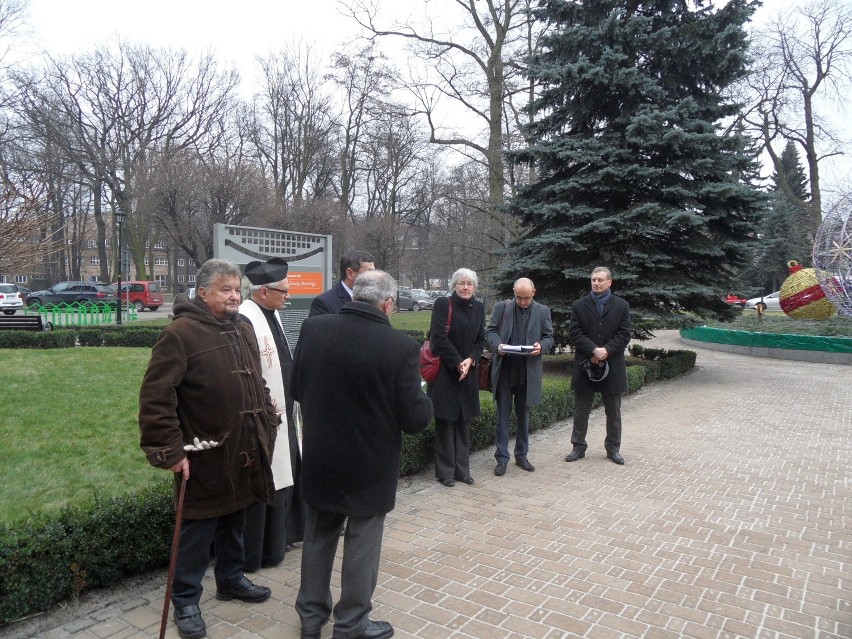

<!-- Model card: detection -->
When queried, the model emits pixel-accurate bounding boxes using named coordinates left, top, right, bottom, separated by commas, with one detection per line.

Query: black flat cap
left=244, top=257, right=289, bottom=285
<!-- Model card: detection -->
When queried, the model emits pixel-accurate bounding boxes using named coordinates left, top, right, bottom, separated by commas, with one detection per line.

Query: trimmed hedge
left=0, top=353, right=689, bottom=625
left=0, top=329, right=76, bottom=349
left=0, top=325, right=163, bottom=349
left=628, top=344, right=697, bottom=381
left=0, top=482, right=174, bottom=624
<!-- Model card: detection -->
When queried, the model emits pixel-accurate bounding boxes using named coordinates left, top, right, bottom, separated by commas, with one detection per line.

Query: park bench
left=0, top=315, right=52, bottom=331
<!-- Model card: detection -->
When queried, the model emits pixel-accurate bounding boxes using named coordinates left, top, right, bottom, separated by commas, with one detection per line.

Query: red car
left=117, top=281, right=164, bottom=312
left=724, top=294, right=748, bottom=307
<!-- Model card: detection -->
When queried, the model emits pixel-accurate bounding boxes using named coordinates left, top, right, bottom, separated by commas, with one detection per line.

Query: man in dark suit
left=290, top=269, right=433, bottom=639
left=308, top=249, right=375, bottom=316
left=566, top=266, right=632, bottom=465
left=486, top=277, right=554, bottom=476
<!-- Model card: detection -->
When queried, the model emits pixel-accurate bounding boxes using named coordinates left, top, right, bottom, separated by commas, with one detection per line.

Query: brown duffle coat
left=139, top=295, right=279, bottom=520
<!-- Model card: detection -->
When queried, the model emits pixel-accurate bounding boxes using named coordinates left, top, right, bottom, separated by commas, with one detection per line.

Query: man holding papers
left=485, top=277, right=554, bottom=476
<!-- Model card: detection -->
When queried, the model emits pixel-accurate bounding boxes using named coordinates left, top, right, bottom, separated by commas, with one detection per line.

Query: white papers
left=500, top=345, right=536, bottom=355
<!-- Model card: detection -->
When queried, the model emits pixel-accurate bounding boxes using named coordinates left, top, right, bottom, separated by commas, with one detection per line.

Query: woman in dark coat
left=427, top=268, right=486, bottom=487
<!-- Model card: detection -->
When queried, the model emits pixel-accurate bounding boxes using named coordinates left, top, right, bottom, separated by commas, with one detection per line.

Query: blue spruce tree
left=502, top=0, right=765, bottom=339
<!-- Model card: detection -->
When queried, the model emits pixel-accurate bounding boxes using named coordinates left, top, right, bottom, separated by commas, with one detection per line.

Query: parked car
left=744, top=291, right=782, bottom=311
left=0, top=283, right=24, bottom=315
left=410, top=290, right=434, bottom=310
left=26, top=281, right=117, bottom=308
left=724, top=293, right=748, bottom=308
left=117, top=280, right=164, bottom=311
left=396, top=287, right=432, bottom=311
left=16, top=285, right=31, bottom=300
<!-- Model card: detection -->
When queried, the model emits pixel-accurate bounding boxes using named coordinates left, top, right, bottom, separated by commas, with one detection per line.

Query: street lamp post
left=115, top=207, right=126, bottom=325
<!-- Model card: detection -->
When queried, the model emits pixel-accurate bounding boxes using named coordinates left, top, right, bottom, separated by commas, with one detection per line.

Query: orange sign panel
left=287, top=271, right=325, bottom=296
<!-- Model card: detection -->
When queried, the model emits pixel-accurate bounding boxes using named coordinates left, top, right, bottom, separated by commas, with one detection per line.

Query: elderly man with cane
left=139, top=258, right=279, bottom=639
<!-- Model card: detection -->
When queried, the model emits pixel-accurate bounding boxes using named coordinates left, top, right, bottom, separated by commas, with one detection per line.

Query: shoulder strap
left=444, top=298, right=453, bottom=333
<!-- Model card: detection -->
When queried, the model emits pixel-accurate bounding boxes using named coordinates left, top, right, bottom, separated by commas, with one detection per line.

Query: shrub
left=0, top=329, right=76, bottom=349
left=629, top=344, right=697, bottom=379
left=0, top=481, right=173, bottom=624
left=78, top=326, right=162, bottom=347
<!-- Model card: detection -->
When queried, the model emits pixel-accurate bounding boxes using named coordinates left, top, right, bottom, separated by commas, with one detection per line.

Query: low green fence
left=681, top=325, right=852, bottom=353
left=25, top=303, right=138, bottom=327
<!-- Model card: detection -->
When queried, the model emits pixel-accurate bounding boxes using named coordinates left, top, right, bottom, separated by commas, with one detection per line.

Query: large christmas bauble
left=780, top=260, right=837, bottom=320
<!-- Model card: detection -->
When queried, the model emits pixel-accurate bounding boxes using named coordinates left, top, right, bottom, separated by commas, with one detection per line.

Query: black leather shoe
left=440, top=478, right=455, bottom=487
left=515, top=457, right=535, bottom=472
left=173, top=604, right=206, bottom=639
left=608, top=451, right=625, bottom=465
left=564, top=450, right=585, bottom=462
left=494, top=461, right=507, bottom=476
left=215, top=576, right=271, bottom=602
left=457, top=476, right=474, bottom=485
left=333, top=619, right=394, bottom=639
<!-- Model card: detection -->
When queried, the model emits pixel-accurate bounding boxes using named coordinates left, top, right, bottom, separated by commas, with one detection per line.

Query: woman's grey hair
left=353, top=269, right=398, bottom=308
left=197, top=259, right=242, bottom=291
left=449, top=268, right=478, bottom=291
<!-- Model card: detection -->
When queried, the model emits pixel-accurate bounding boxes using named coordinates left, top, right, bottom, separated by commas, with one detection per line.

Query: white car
left=0, top=283, right=24, bottom=315
left=744, top=291, right=782, bottom=311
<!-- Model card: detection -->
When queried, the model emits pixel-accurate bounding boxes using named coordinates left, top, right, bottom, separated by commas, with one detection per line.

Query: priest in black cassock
left=239, top=257, right=304, bottom=570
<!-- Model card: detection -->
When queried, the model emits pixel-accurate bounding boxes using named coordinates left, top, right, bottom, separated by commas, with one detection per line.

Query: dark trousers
left=286, top=428, right=306, bottom=545
left=296, top=505, right=386, bottom=638
left=571, top=391, right=622, bottom=455
left=494, top=371, right=530, bottom=462
left=172, top=508, right=246, bottom=608
left=434, top=418, right=471, bottom=481
left=244, top=486, right=293, bottom=572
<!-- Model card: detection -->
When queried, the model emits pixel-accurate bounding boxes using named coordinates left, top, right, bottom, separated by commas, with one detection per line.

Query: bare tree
left=16, top=43, right=239, bottom=280
left=0, top=180, right=63, bottom=276
left=246, top=45, right=338, bottom=214
left=348, top=0, right=530, bottom=215
left=150, top=135, right=272, bottom=268
left=738, top=0, right=852, bottom=234
left=329, top=45, right=397, bottom=240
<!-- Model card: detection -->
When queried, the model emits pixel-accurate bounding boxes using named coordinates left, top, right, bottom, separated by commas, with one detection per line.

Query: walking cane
left=159, top=473, right=187, bottom=639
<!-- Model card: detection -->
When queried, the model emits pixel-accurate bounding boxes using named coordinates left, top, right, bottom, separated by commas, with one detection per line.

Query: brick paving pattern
left=4, top=331, right=850, bottom=639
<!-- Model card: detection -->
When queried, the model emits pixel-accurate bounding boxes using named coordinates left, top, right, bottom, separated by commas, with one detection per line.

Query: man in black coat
left=308, top=249, right=374, bottom=316
left=566, top=267, right=632, bottom=465
left=290, top=269, right=433, bottom=639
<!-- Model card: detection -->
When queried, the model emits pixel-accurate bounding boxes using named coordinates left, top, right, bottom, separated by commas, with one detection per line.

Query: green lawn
left=390, top=309, right=432, bottom=334
left=0, top=311, right=435, bottom=525
left=0, top=348, right=161, bottom=524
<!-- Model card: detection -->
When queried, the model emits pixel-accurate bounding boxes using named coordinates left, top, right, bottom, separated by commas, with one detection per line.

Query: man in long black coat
left=290, top=269, right=433, bottom=639
left=566, top=266, right=632, bottom=465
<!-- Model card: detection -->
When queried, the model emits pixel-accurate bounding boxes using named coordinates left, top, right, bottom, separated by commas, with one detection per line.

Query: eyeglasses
left=265, top=286, right=290, bottom=295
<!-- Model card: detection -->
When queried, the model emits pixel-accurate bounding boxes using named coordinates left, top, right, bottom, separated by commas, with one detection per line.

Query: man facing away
left=566, top=266, right=632, bottom=465
left=290, top=269, right=433, bottom=639
left=239, top=257, right=304, bottom=571
left=139, top=258, right=278, bottom=639
left=485, top=277, right=554, bottom=476
left=308, top=249, right=375, bottom=316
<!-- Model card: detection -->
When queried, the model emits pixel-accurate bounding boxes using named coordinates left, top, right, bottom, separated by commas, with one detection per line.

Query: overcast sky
left=14, top=0, right=852, bottom=202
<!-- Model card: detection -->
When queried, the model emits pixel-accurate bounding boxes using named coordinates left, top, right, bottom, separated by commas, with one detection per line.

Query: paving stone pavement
left=3, top=331, right=850, bottom=639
